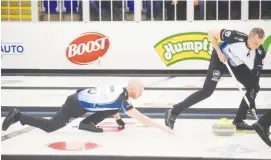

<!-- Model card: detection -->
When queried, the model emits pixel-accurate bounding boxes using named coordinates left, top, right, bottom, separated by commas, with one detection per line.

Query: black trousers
left=172, top=50, right=259, bottom=122
left=258, top=109, right=271, bottom=128
left=20, top=93, right=119, bottom=133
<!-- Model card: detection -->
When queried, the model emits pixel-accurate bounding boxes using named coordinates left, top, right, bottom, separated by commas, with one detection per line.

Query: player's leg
left=256, top=109, right=271, bottom=136
left=252, top=109, right=271, bottom=147
left=19, top=107, right=72, bottom=133
left=165, top=50, right=226, bottom=129
left=78, top=109, right=119, bottom=133
left=2, top=93, right=87, bottom=133
left=257, top=110, right=271, bottom=130
left=230, top=64, right=257, bottom=130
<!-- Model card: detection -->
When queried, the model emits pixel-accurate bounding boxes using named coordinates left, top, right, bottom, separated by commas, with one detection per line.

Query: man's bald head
left=127, top=79, right=144, bottom=100
left=127, top=79, right=144, bottom=89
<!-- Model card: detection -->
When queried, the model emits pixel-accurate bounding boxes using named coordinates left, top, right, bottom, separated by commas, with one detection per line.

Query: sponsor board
left=66, top=32, right=110, bottom=65
left=154, top=32, right=214, bottom=66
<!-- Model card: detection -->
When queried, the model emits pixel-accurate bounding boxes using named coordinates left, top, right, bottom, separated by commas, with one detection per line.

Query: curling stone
left=212, top=118, right=236, bottom=136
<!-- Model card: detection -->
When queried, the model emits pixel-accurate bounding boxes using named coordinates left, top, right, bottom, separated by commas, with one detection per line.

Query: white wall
left=1, top=21, right=271, bottom=70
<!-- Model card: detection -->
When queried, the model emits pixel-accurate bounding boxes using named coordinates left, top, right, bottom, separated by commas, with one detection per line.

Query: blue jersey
left=76, top=85, right=134, bottom=112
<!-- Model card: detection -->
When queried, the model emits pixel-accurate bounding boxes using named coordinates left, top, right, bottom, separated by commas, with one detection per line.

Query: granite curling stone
left=212, top=118, right=236, bottom=136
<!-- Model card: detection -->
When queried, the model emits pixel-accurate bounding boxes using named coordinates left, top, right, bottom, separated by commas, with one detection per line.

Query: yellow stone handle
left=217, top=118, right=230, bottom=125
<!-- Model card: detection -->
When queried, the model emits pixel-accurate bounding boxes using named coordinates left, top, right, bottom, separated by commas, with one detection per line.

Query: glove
left=116, top=119, right=125, bottom=129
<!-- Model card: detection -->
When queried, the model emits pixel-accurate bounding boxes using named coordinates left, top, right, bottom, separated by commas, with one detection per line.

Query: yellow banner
left=154, top=32, right=214, bottom=66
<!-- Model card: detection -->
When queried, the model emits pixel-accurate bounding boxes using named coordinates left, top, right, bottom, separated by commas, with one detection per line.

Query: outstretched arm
left=125, top=108, right=174, bottom=134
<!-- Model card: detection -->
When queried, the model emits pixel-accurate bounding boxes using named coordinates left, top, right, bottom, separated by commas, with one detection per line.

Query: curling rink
left=1, top=76, right=271, bottom=160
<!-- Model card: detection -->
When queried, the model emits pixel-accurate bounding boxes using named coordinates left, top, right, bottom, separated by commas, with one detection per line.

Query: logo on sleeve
left=225, top=31, right=231, bottom=37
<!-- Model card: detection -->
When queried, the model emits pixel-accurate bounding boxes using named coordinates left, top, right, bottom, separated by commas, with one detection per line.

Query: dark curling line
left=2, top=86, right=271, bottom=91
left=1, top=127, right=35, bottom=142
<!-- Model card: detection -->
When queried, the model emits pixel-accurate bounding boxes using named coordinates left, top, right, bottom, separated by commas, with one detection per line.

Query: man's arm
left=208, top=29, right=226, bottom=63
left=121, top=100, right=173, bottom=134
left=113, top=113, right=121, bottom=120
left=219, top=29, right=247, bottom=42
left=125, top=108, right=173, bottom=134
left=208, top=29, right=223, bottom=53
left=208, top=29, right=248, bottom=63
left=252, top=45, right=266, bottom=85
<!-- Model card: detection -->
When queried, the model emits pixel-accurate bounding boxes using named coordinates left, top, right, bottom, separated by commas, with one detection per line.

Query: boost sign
left=66, top=32, right=110, bottom=65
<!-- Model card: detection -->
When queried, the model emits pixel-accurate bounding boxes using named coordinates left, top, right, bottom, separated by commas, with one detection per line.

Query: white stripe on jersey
left=221, top=42, right=252, bottom=67
left=77, top=85, right=124, bottom=105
